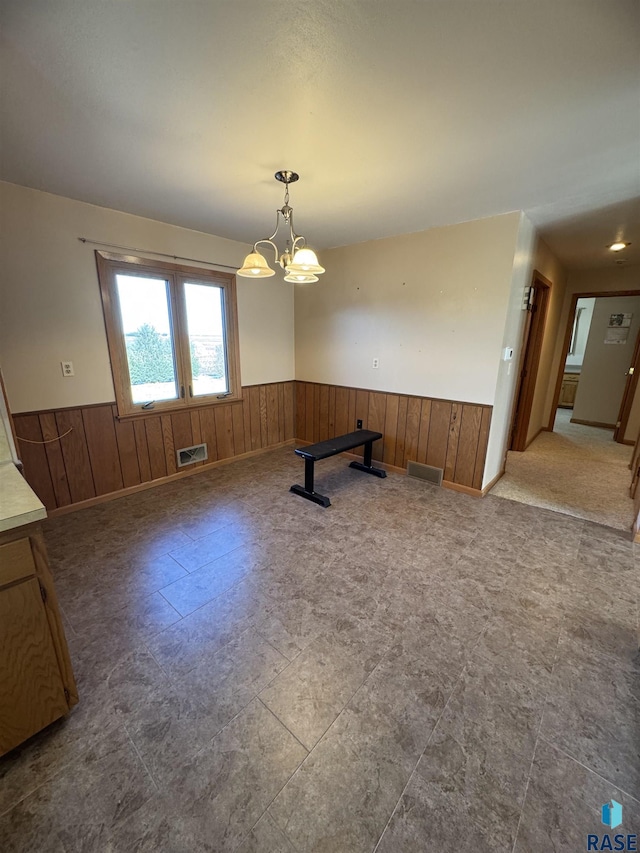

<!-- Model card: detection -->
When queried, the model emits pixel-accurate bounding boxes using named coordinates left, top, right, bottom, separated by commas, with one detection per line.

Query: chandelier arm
left=265, top=209, right=283, bottom=244
left=253, top=238, right=280, bottom=263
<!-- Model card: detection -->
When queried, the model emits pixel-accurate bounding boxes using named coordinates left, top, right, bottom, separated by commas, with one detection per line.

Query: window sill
left=114, top=393, right=244, bottom=421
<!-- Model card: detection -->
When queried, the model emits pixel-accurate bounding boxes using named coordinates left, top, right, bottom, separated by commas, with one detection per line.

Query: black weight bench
left=290, top=429, right=387, bottom=507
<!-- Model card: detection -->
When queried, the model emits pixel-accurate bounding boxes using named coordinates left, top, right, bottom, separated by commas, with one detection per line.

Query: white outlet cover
left=61, top=361, right=74, bottom=376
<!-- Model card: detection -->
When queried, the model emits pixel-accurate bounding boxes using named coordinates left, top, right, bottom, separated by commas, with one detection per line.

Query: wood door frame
left=548, top=289, right=640, bottom=436
left=614, top=324, right=640, bottom=442
left=509, top=271, right=552, bottom=452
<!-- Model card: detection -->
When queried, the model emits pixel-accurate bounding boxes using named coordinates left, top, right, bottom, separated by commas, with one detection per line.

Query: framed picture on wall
left=608, top=313, right=632, bottom=328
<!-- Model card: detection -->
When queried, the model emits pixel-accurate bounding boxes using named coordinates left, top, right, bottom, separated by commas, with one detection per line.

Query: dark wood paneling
left=312, top=384, right=320, bottom=442
left=383, top=395, right=399, bottom=466
left=55, top=410, right=95, bottom=502
left=248, top=386, right=262, bottom=451
left=13, top=415, right=57, bottom=511
left=214, top=405, right=235, bottom=460
left=170, top=411, right=193, bottom=461
left=113, top=406, right=142, bottom=487
left=199, top=407, right=218, bottom=461
left=473, top=408, right=493, bottom=490
left=296, top=382, right=306, bottom=441
left=83, top=405, right=124, bottom=495
left=394, top=396, right=408, bottom=468
left=266, top=384, right=279, bottom=447
left=190, top=410, right=205, bottom=469
left=355, top=390, right=369, bottom=430
left=284, top=382, right=295, bottom=440
left=232, top=403, right=246, bottom=456
left=305, top=383, right=314, bottom=442
left=39, top=413, right=72, bottom=507
left=319, top=385, right=330, bottom=442
left=335, top=387, right=349, bottom=438
left=426, top=401, right=452, bottom=471
left=277, top=383, right=285, bottom=444
left=17, top=382, right=295, bottom=510
left=367, top=392, right=387, bottom=462
left=455, top=405, right=483, bottom=487
left=403, top=397, right=421, bottom=468
left=259, top=386, right=268, bottom=448
left=133, top=419, right=152, bottom=482
left=294, top=381, right=492, bottom=490
left=416, top=400, right=432, bottom=465
left=444, top=403, right=461, bottom=482
left=145, top=416, right=167, bottom=480
left=161, top=415, right=177, bottom=475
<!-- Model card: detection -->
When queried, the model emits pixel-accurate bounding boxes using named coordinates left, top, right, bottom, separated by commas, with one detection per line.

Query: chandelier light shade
left=285, top=247, right=325, bottom=275
left=237, top=252, right=275, bottom=277
left=283, top=272, right=319, bottom=284
left=237, top=171, right=324, bottom=283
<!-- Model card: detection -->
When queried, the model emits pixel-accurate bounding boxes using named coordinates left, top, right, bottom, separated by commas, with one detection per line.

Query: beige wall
left=543, top=265, right=640, bottom=433
left=294, top=209, right=534, bottom=489
left=572, top=295, right=640, bottom=426
left=0, top=182, right=295, bottom=413
left=524, top=238, right=568, bottom=445
left=295, top=212, right=522, bottom=405
left=483, top=213, right=536, bottom=486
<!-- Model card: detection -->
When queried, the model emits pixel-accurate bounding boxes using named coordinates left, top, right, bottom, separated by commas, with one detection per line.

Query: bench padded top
left=294, top=430, right=383, bottom=461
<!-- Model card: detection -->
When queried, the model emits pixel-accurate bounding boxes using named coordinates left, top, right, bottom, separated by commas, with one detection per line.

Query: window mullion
left=172, top=275, right=194, bottom=405
left=167, top=274, right=189, bottom=406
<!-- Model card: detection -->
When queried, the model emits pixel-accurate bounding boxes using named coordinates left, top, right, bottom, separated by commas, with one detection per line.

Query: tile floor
left=1, top=446, right=639, bottom=852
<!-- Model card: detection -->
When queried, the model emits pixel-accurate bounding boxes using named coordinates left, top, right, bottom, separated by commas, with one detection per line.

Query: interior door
left=613, top=325, right=640, bottom=443
left=509, top=276, right=550, bottom=452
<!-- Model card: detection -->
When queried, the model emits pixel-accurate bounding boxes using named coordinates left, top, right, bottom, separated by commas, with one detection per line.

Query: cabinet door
left=0, top=576, right=69, bottom=755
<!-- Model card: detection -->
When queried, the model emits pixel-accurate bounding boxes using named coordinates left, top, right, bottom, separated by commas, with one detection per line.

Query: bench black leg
left=290, top=457, right=331, bottom=507
left=349, top=440, right=387, bottom=478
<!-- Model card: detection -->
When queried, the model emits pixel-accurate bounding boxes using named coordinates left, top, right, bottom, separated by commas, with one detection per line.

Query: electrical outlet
left=357, top=419, right=363, bottom=429
left=372, top=357, right=379, bottom=369
left=61, top=361, right=74, bottom=377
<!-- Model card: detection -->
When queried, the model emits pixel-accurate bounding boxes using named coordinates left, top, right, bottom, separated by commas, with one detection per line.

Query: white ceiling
left=1, top=0, right=639, bottom=270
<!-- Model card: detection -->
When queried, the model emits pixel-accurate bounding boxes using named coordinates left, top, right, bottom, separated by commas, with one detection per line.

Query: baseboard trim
left=570, top=418, right=615, bottom=429
left=481, top=469, right=505, bottom=496
left=441, top=481, right=482, bottom=497
left=47, top=439, right=296, bottom=518
left=621, top=439, right=635, bottom=446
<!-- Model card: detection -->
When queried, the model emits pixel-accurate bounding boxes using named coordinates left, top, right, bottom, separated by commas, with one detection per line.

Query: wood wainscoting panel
left=295, top=381, right=492, bottom=491
left=13, top=382, right=296, bottom=511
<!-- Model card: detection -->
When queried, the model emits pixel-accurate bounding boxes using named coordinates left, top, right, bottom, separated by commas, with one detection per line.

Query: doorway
left=509, top=271, right=551, bottom=452
left=548, top=290, right=640, bottom=445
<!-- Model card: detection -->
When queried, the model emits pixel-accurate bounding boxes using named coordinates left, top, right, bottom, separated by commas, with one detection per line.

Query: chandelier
left=237, top=171, right=325, bottom=284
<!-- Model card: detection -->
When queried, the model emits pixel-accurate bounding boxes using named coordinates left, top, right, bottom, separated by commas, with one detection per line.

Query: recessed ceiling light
left=609, top=241, right=630, bottom=251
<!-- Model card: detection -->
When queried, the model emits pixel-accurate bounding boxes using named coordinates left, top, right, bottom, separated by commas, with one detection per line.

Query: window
left=96, top=252, right=241, bottom=417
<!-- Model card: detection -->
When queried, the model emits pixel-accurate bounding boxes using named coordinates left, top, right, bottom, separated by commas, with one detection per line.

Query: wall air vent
left=177, top=443, right=208, bottom=467
left=407, top=460, right=443, bottom=486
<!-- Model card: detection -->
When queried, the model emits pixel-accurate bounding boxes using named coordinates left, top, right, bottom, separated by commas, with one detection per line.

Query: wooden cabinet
left=558, top=372, right=580, bottom=408
left=0, top=526, right=78, bottom=756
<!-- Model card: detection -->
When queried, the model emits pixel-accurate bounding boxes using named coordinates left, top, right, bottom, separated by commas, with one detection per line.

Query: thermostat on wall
left=503, top=347, right=514, bottom=361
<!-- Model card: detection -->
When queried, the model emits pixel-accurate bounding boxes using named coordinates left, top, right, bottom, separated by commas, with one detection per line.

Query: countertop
left=0, top=463, right=46, bottom=532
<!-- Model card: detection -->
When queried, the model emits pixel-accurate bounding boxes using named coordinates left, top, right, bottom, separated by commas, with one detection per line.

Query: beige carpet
left=490, top=409, right=636, bottom=531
